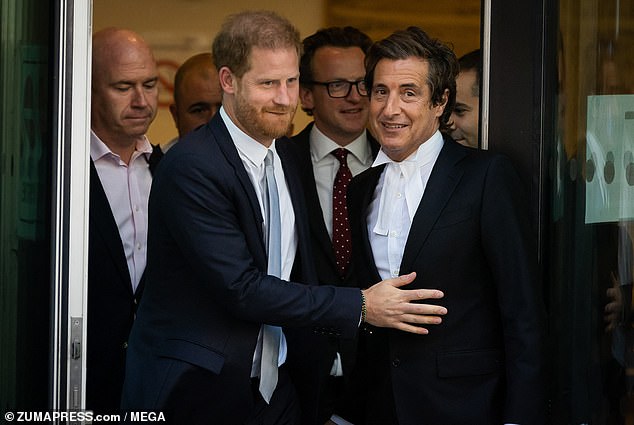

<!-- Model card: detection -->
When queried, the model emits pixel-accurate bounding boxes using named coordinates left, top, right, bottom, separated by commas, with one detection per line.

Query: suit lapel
left=294, top=125, right=340, bottom=271
left=399, top=138, right=466, bottom=273
left=90, top=161, right=134, bottom=294
left=277, top=138, right=309, bottom=241
left=208, top=114, right=265, bottom=243
left=357, top=165, right=386, bottom=283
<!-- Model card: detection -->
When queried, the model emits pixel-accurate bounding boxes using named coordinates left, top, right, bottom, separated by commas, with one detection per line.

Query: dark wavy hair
left=300, top=26, right=372, bottom=85
left=365, top=26, right=458, bottom=132
left=458, top=49, right=481, bottom=97
left=212, top=10, right=301, bottom=78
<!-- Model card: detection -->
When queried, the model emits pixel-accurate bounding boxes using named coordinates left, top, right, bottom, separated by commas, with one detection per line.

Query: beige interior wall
left=93, top=0, right=325, bottom=147
left=93, top=0, right=481, bottom=147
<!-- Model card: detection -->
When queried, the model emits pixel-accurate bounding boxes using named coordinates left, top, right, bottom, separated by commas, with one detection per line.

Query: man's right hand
left=362, top=272, right=446, bottom=334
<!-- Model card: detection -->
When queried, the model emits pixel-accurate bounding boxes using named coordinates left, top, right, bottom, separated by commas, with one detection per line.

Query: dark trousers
left=245, top=366, right=301, bottom=425
left=159, top=364, right=300, bottom=425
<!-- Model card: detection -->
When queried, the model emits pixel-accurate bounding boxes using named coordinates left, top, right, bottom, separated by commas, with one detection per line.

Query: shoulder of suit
left=290, top=122, right=313, bottom=144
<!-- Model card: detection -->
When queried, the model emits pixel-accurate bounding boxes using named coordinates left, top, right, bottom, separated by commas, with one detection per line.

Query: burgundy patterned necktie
left=332, top=148, right=353, bottom=279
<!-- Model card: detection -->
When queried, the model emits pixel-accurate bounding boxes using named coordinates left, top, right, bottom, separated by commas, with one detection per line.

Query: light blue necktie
left=260, top=150, right=282, bottom=403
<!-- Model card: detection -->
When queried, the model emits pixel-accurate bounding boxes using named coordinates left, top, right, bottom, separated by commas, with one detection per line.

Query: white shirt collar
left=372, top=130, right=444, bottom=169
left=90, top=130, right=153, bottom=163
left=372, top=130, right=444, bottom=234
left=309, top=124, right=371, bottom=165
left=220, top=106, right=276, bottom=168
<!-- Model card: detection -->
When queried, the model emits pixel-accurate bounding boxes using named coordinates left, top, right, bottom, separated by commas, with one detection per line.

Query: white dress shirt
left=90, top=130, right=153, bottom=292
left=309, top=125, right=374, bottom=239
left=309, top=125, right=374, bottom=378
left=368, top=130, right=444, bottom=280
left=220, top=107, right=297, bottom=375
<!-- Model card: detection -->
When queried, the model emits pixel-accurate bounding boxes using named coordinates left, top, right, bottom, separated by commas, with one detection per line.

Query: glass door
left=0, top=0, right=53, bottom=410
left=549, top=0, right=634, bottom=423
left=0, top=0, right=92, bottom=414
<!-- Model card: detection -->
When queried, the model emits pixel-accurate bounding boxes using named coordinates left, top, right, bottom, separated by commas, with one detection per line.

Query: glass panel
left=0, top=0, right=52, bottom=409
left=551, top=0, right=634, bottom=422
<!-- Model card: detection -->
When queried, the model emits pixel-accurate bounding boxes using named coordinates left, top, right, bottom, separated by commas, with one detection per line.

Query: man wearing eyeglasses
left=288, top=26, right=379, bottom=425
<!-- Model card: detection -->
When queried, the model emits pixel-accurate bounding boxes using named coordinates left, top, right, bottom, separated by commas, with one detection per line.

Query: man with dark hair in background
left=288, top=26, right=379, bottom=425
left=449, top=49, right=481, bottom=148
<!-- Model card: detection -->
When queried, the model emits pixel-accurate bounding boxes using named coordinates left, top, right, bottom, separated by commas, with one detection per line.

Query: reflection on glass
left=0, top=0, right=52, bottom=410
left=550, top=0, right=634, bottom=422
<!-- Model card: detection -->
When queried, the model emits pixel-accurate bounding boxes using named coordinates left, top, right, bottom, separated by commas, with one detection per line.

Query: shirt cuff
left=330, top=414, right=355, bottom=425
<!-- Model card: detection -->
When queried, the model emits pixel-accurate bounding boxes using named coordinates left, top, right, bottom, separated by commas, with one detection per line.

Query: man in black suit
left=121, top=11, right=446, bottom=425
left=87, top=28, right=162, bottom=413
left=348, top=27, right=546, bottom=424
left=288, top=26, right=378, bottom=425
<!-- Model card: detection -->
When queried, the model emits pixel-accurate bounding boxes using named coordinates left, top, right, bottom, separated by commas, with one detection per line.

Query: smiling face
left=450, top=69, right=479, bottom=147
left=91, top=30, right=158, bottom=148
left=221, top=47, right=299, bottom=147
left=300, top=46, right=369, bottom=146
left=369, top=57, right=447, bottom=161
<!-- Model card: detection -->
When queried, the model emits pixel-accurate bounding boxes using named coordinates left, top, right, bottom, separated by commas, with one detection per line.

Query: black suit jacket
left=86, top=144, right=162, bottom=413
left=348, top=136, right=546, bottom=425
left=121, top=113, right=362, bottom=424
left=286, top=123, right=379, bottom=424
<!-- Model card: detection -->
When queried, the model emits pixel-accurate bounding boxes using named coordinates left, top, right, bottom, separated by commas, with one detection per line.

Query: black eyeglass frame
left=307, top=79, right=368, bottom=98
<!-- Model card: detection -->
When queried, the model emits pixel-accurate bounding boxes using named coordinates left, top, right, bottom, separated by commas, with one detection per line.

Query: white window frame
left=50, top=0, right=92, bottom=411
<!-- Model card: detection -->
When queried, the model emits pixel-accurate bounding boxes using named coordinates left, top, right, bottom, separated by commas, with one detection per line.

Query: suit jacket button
left=392, top=358, right=400, bottom=367
left=122, top=341, right=128, bottom=349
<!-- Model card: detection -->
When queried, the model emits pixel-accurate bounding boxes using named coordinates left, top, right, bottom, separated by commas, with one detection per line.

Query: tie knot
left=332, top=148, right=349, bottom=165
left=264, top=150, right=274, bottom=167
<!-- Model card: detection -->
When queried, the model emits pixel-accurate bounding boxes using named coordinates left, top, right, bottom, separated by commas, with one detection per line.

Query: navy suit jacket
left=286, top=123, right=379, bottom=424
left=87, top=145, right=162, bottom=413
left=121, top=113, right=362, bottom=423
left=348, top=136, right=546, bottom=425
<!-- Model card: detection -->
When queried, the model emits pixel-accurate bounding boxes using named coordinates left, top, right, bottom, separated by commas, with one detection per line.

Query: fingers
left=383, top=307, right=447, bottom=335
left=408, top=288, right=445, bottom=302
left=604, top=301, right=618, bottom=314
left=364, top=274, right=446, bottom=333
left=393, top=323, right=432, bottom=335
left=385, top=272, right=417, bottom=288
left=399, top=312, right=444, bottom=325
left=402, top=302, right=447, bottom=317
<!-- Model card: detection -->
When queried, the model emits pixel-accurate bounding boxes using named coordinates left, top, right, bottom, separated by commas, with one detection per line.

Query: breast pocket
left=434, top=206, right=473, bottom=229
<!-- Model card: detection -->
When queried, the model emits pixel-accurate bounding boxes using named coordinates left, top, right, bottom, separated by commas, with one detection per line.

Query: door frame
left=485, top=0, right=557, bottom=262
left=50, top=0, right=92, bottom=411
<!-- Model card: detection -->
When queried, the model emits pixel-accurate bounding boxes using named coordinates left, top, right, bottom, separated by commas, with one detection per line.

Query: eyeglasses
left=309, top=80, right=368, bottom=98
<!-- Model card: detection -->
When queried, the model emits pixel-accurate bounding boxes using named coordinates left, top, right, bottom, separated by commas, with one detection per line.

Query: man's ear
left=435, top=88, right=450, bottom=117
left=218, top=66, right=235, bottom=94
